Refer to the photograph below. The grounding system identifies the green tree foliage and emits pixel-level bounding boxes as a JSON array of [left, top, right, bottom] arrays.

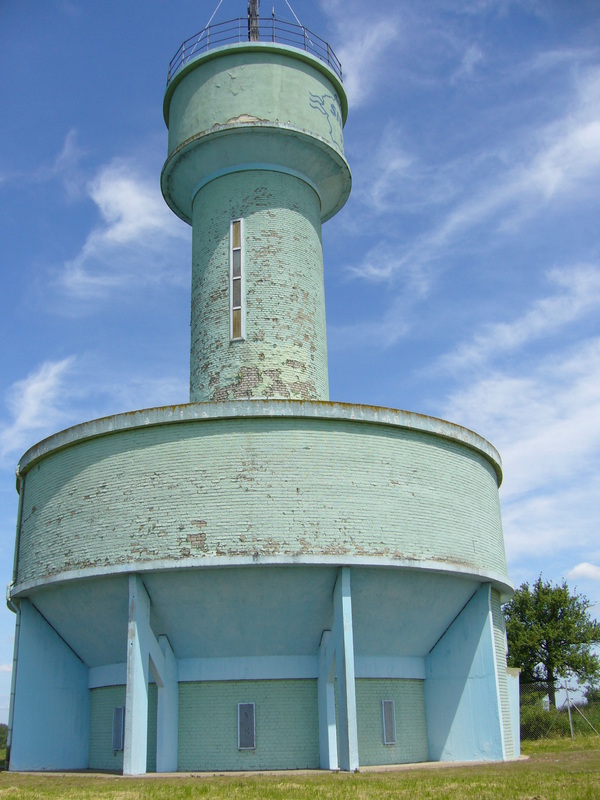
[[503, 577, 600, 709]]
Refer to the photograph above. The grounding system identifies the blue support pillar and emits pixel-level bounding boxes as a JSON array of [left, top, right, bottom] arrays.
[[318, 568, 359, 771], [425, 583, 504, 761], [124, 575, 151, 775], [9, 599, 90, 771], [333, 567, 359, 771], [318, 630, 338, 770], [156, 635, 178, 772]]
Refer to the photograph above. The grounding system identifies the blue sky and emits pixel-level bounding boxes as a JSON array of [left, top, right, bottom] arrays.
[[1, 0, 600, 723]]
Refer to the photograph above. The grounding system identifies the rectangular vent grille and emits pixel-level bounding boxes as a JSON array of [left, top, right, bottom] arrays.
[[238, 702, 255, 750], [382, 700, 396, 745]]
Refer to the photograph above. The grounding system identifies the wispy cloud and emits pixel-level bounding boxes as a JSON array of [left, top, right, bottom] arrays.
[[320, 0, 401, 107], [0, 358, 76, 461], [345, 239, 433, 293], [328, 293, 412, 350], [451, 43, 484, 83], [0, 357, 188, 465], [501, 479, 600, 563], [57, 157, 189, 303], [346, 63, 600, 283], [439, 336, 600, 575], [0, 128, 86, 197], [441, 337, 600, 500], [438, 265, 600, 373], [352, 125, 462, 218], [46, 129, 87, 201]]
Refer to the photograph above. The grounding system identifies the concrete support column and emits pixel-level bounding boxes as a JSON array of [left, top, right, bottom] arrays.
[[8, 599, 90, 771], [156, 635, 178, 772], [317, 568, 359, 771], [425, 583, 504, 762], [317, 630, 338, 770], [124, 575, 151, 776], [334, 567, 359, 772]]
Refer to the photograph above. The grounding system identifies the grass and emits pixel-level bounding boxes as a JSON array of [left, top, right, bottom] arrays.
[[0, 738, 597, 799]]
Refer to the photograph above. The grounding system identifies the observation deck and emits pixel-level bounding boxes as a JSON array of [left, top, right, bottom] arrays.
[[166, 16, 343, 86]]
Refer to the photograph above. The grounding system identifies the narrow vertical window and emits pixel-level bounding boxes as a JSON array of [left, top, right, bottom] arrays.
[[382, 700, 396, 745], [230, 218, 244, 340], [238, 702, 255, 749], [112, 706, 125, 751]]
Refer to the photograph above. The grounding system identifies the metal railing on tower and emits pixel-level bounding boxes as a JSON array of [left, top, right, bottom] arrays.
[[167, 16, 343, 85]]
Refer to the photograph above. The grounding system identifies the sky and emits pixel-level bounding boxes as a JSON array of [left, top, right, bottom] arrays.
[[1, 0, 600, 724]]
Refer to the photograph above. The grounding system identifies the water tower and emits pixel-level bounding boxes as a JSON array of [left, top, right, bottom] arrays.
[[7, 6, 518, 774]]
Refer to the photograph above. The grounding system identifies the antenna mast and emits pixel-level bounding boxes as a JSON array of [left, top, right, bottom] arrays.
[[248, 0, 260, 41]]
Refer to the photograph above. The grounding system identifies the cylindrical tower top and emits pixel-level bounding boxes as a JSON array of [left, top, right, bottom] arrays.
[[162, 21, 351, 224], [162, 19, 351, 403]]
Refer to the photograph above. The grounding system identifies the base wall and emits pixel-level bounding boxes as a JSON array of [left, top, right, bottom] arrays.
[[356, 679, 428, 766], [89, 685, 158, 772], [178, 679, 319, 771]]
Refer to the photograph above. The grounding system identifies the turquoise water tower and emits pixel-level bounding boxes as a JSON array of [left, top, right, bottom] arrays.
[[7, 8, 519, 777], [162, 18, 351, 401]]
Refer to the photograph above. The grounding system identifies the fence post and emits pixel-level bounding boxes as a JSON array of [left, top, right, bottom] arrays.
[[565, 684, 575, 739]]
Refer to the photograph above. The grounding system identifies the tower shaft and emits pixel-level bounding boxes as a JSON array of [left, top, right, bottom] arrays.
[[162, 42, 351, 402], [191, 169, 328, 401]]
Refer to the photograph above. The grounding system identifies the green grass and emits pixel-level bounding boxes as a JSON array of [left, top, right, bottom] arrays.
[[0, 738, 598, 800]]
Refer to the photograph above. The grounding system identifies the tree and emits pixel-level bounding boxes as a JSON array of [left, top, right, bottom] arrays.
[[503, 576, 600, 709]]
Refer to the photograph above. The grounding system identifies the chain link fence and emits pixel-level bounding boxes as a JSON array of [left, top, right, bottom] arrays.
[[520, 682, 600, 740]]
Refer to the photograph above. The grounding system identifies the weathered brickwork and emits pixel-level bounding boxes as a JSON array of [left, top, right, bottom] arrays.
[[178, 679, 319, 771], [16, 413, 507, 588], [190, 171, 328, 402], [491, 589, 515, 758], [89, 686, 125, 772], [165, 50, 346, 168], [89, 685, 158, 772], [356, 679, 428, 766]]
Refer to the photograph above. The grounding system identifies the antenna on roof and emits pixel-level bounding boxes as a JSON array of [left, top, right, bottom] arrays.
[[248, 0, 260, 41]]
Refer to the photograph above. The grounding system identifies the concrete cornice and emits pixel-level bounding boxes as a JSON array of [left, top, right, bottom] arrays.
[[17, 400, 502, 484], [9, 553, 513, 603]]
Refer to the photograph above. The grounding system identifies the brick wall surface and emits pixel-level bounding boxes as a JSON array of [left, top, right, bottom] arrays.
[[166, 50, 346, 165], [356, 679, 428, 766], [178, 679, 319, 771], [190, 170, 329, 402], [491, 589, 514, 758], [89, 685, 157, 772], [16, 415, 506, 586]]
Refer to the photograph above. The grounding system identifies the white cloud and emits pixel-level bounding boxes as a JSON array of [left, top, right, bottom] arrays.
[[50, 129, 87, 201], [437, 328, 600, 575], [568, 563, 600, 581], [451, 44, 484, 83], [351, 125, 462, 220], [0, 358, 189, 466], [348, 64, 600, 283], [0, 665, 11, 674], [442, 338, 600, 499], [502, 479, 600, 562], [438, 265, 600, 372], [345, 239, 432, 293], [0, 358, 76, 461], [328, 293, 411, 350], [320, 1, 401, 107], [105, 375, 188, 412], [57, 158, 189, 303]]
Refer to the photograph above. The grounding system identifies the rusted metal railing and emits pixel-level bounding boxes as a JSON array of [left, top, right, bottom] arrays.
[[167, 17, 342, 85]]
